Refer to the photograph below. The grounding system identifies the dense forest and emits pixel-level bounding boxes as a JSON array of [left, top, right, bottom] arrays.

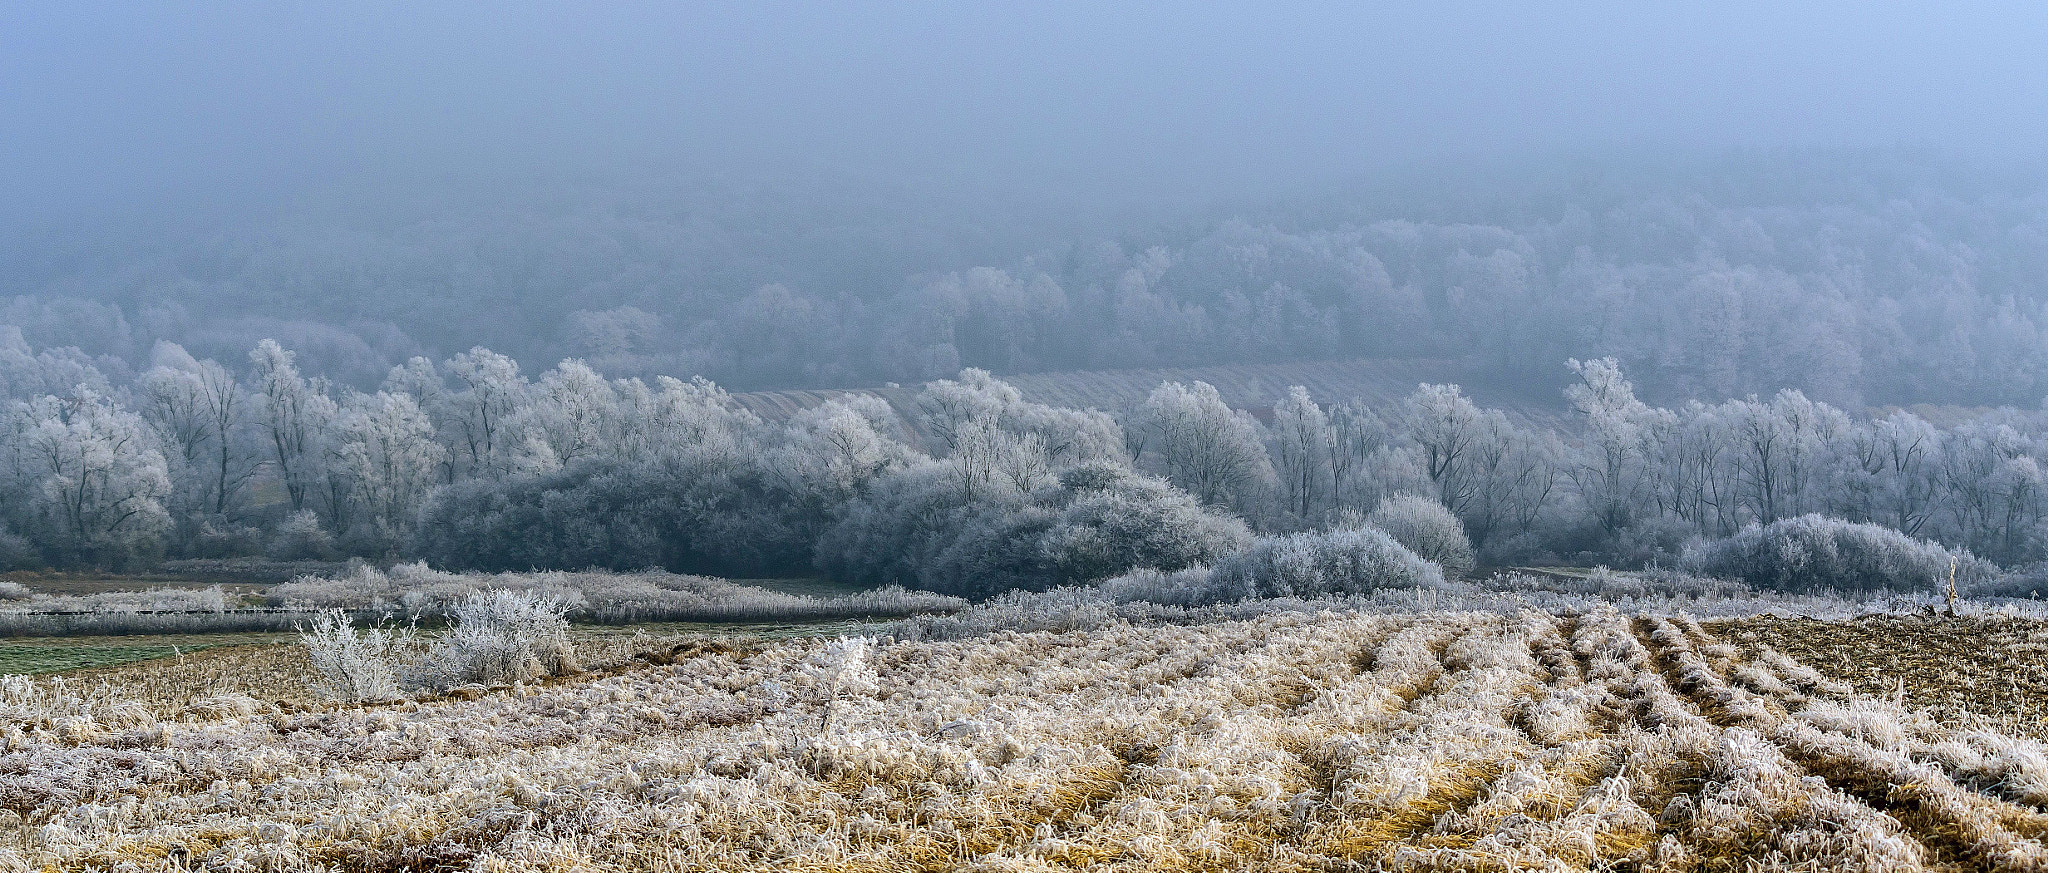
[[4, 154, 2048, 583]]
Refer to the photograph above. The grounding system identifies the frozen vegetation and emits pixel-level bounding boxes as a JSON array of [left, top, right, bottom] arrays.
[[265, 562, 964, 624], [0, 604, 2044, 870], [0, 337, 2042, 608], [0, 159, 2046, 605]]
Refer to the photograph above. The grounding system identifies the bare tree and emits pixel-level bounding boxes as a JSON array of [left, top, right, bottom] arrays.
[[1135, 381, 1273, 508], [1268, 386, 1333, 520]]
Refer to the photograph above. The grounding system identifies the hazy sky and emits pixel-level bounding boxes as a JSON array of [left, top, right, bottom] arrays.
[[4, 2, 2046, 221]]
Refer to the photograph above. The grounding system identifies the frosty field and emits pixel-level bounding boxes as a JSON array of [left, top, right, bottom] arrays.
[[3, 608, 2046, 872]]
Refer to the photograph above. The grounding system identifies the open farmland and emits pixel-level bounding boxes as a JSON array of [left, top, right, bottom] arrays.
[[9, 608, 2048, 871]]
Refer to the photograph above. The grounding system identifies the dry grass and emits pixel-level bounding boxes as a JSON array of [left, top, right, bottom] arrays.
[[1, 608, 2045, 870]]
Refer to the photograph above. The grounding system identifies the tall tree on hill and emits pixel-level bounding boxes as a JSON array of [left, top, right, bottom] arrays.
[[250, 340, 335, 514]]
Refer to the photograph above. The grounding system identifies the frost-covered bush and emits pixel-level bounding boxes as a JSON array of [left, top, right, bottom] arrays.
[[298, 610, 404, 703], [891, 587, 1125, 641], [1680, 514, 1992, 593], [267, 509, 338, 561], [0, 581, 31, 601], [403, 590, 579, 691], [1038, 464, 1253, 585], [414, 455, 811, 578], [826, 459, 1250, 598], [1209, 528, 1445, 599], [6, 584, 231, 613], [1365, 494, 1476, 579], [1095, 566, 1243, 606], [270, 563, 960, 622], [270, 561, 398, 609]]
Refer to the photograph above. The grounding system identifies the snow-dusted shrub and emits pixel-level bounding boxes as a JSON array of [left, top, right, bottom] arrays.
[[1680, 514, 1992, 593], [1038, 463, 1253, 584], [0, 581, 31, 601], [1365, 494, 1475, 579], [1976, 561, 2048, 597], [268, 561, 398, 609], [267, 509, 337, 561], [1210, 528, 1445, 599], [10, 585, 231, 613], [827, 459, 1249, 598], [297, 610, 404, 703], [403, 590, 578, 691], [1095, 566, 1246, 606], [891, 587, 1124, 641], [413, 455, 811, 578]]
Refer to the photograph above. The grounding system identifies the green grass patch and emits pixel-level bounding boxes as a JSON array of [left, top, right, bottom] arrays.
[[0, 643, 219, 675]]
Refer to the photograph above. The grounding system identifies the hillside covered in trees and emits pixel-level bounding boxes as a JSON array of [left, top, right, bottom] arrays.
[[5, 154, 2048, 585], [7, 153, 2048, 408]]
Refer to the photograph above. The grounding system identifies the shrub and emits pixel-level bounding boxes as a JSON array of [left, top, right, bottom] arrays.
[[1209, 528, 1445, 599], [268, 510, 338, 562], [298, 610, 404, 703], [403, 590, 579, 691], [1679, 514, 1992, 593], [1038, 465, 1253, 585], [270, 564, 962, 623], [413, 456, 810, 578], [1095, 566, 1247, 606], [1365, 494, 1476, 579], [825, 459, 1251, 598]]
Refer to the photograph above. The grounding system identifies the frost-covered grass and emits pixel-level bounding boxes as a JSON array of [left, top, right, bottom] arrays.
[[268, 562, 965, 624], [3, 605, 2046, 870]]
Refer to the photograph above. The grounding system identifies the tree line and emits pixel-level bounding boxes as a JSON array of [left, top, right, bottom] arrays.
[[3, 331, 2046, 587]]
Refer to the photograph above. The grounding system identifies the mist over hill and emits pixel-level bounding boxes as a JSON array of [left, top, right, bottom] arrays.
[[6, 7, 2048, 579], [5, 152, 2048, 410]]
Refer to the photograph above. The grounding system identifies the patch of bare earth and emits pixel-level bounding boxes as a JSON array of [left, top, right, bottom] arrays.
[[1713, 613, 2048, 740]]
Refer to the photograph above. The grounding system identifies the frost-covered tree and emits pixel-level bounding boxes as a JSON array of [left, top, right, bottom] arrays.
[[1133, 380, 1273, 508], [332, 390, 445, 547], [773, 396, 919, 537], [1563, 358, 1657, 534], [1268, 386, 1333, 521], [1461, 412, 1560, 547], [510, 359, 619, 472], [14, 391, 170, 562], [443, 347, 527, 479], [194, 358, 252, 515], [251, 339, 335, 513], [136, 346, 253, 518], [1841, 411, 1941, 536], [134, 354, 209, 512], [1400, 383, 1485, 516]]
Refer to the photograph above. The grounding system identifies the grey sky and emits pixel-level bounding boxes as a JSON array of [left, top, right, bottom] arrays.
[[3, 2, 2046, 219]]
